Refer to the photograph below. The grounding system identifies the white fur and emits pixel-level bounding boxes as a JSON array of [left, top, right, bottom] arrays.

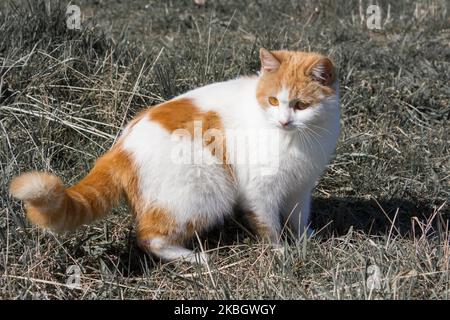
[[10, 173, 63, 207], [12, 176, 50, 200], [144, 237, 208, 264], [122, 115, 237, 235], [121, 75, 340, 259], [184, 77, 340, 237]]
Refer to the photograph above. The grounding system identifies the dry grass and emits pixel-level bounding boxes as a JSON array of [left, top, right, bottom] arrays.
[[0, 0, 449, 299]]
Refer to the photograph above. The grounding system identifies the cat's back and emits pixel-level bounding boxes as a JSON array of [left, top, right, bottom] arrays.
[[181, 76, 259, 114], [181, 75, 258, 101], [179, 76, 262, 131]]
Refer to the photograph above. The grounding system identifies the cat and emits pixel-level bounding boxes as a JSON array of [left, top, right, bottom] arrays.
[[9, 48, 340, 264]]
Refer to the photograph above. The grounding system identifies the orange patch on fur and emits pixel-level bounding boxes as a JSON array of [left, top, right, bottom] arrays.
[[149, 98, 233, 178], [9, 145, 141, 232], [183, 217, 210, 242], [136, 206, 177, 244], [256, 51, 336, 109], [108, 146, 142, 215], [245, 211, 277, 242]]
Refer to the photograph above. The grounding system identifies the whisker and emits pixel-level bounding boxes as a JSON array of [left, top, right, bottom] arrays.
[[309, 123, 333, 136], [301, 127, 327, 164]]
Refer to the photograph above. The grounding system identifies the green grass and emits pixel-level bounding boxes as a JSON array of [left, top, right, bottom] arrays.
[[0, 0, 449, 299]]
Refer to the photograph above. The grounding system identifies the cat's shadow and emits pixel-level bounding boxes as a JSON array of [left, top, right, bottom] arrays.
[[111, 196, 446, 276]]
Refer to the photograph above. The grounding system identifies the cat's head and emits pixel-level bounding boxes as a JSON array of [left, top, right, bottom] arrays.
[[256, 48, 338, 131]]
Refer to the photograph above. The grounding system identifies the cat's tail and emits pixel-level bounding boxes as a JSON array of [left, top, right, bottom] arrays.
[[9, 150, 126, 232]]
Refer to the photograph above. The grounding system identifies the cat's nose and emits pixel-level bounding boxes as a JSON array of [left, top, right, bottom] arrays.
[[279, 120, 292, 127]]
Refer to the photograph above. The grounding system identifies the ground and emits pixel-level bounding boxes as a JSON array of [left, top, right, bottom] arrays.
[[0, 0, 449, 299]]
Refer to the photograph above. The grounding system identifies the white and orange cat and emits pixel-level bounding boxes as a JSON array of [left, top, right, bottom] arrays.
[[10, 49, 340, 264]]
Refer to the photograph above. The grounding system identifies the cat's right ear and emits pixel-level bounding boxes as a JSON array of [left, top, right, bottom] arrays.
[[260, 48, 281, 73]]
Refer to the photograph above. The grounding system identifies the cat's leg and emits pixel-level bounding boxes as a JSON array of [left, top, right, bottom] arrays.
[[139, 237, 208, 265], [245, 209, 281, 244], [297, 193, 313, 237], [136, 207, 208, 265], [243, 205, 287, 257], [242, 194, 282, 245], [283, 191, 313, 238]]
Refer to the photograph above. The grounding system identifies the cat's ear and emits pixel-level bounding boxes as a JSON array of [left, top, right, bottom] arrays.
[[309, 57, 335, 86], [259, 48, 281, 73]]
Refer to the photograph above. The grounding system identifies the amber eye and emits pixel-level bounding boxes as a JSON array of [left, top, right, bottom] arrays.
[[293, 100, 309, 110], [268, 96, 279, 106]]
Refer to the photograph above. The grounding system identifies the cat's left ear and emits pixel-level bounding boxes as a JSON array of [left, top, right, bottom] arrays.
[[259, 48, 281, 73], [309, 58, 335, 86]]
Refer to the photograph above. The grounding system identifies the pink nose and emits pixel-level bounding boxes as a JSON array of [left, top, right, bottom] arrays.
[[279, 120, 291, 127]]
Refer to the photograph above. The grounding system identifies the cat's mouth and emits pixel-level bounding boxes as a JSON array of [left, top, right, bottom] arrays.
[[276, 122, 296, 131]]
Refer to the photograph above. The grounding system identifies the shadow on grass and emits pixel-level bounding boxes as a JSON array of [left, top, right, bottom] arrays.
[[312, 196, 447, 236], [110, 196, 447, 277]]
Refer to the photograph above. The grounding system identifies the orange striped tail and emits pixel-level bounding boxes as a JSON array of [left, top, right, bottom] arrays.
[[9, 151, 123, 232]]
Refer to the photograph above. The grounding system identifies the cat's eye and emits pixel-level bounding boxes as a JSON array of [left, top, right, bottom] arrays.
[[293, 100, 309, 110], [268, 96, 279, 106]]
